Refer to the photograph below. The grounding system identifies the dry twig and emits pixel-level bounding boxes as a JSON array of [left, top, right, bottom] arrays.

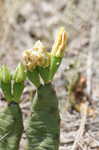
[[71, 102, 88, 150]]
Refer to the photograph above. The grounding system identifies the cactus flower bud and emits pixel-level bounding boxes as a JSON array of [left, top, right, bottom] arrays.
[[12, 63, 26, 102], [0, 65, 11, 83], [22, 41, 50, 86], [49, 27, 68, 81], [33, 41, 50, 83], [13, 63, 26, 83], [51, 27, 67, 57], [23, 41, 50, 70], [0, 65, 12, 101]]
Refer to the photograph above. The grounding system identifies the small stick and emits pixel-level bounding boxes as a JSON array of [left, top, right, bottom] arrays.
[[71, 102, 88, 150]]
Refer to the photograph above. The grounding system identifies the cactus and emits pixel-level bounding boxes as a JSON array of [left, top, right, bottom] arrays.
[[0, 102, 23, 150], [26, 84, 60, 150], [0, 63, 26, 102], [0, 27, 67, 150], [0, 63, 26, 150], [23, 27, 68, 150]]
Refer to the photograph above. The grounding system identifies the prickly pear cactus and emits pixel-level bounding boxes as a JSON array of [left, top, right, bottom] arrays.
[[27, 84, 60, 150], [0, 63, 26, 150], [23, 27, 68, 150], [0, 102, 23, 150]]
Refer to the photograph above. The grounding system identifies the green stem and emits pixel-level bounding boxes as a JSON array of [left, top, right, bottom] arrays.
[[0, 102, 23, 150], [27, 69, 41, 87], [38, 66, 49, 83], [49, 56, 61, 81], [27, 83, 60, 150]]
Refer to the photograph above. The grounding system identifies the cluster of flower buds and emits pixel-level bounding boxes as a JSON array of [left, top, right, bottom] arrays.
[[23, 41, 50, 70], [0, 63, 26, 102], [0, 27, 67, 97], [23, 41, 51, 86], [22, 27, 68, 86]]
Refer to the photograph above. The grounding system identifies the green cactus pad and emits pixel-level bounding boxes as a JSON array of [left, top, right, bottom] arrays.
[[27, 83, 60, 150], [0, 102, 23, 150]]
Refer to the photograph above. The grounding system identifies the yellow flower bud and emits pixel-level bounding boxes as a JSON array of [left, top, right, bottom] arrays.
[[51, 27, 68, 57]]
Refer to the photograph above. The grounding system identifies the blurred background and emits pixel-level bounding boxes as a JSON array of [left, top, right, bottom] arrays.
[[0, 0, 99, 149]]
